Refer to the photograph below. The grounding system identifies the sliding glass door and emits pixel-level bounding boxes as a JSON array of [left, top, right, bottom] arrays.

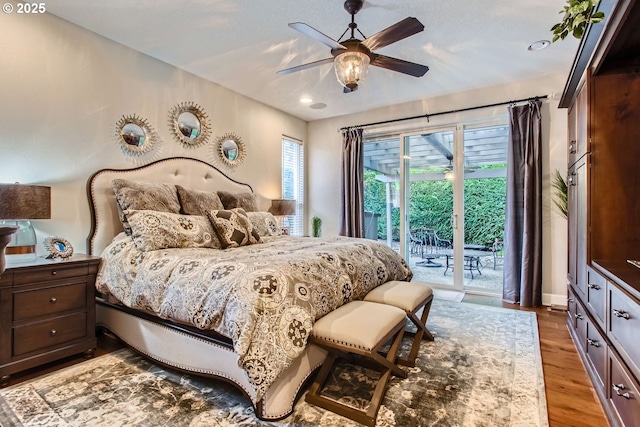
[[402, 129, 459, 289], [363, 121, 507, 293]]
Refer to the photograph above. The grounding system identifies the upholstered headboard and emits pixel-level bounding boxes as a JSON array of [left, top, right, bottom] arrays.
[[87, 157, 256, 255]]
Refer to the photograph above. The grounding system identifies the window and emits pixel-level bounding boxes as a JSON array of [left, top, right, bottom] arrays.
[[281, 137, 304, 236]]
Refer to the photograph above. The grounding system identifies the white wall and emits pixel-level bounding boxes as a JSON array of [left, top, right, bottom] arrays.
[[307, 74, 569, 305], [0, 4, 306, 255]]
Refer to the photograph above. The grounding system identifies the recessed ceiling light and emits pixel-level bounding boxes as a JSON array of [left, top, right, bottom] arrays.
[[528, 40, 550, 51], [309, 103, 327, 109], [300, 97, 313, 104]]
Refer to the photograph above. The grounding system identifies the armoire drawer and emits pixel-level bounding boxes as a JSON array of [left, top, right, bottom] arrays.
[[568, 286, 578, 328], [575, 298, 588, 353], [609, 350, 640, 427], [585, 319, 607, 390], [609, 285, 640, 381], [586, 266, 606, 328]]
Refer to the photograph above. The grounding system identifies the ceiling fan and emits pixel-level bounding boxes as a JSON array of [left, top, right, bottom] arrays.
[[277, 0, 429, 93]]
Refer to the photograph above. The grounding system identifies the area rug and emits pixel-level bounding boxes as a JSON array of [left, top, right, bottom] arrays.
[[0, 300, 547, 427]]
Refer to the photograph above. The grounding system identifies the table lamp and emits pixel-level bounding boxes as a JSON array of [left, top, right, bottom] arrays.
[[268, 199, 296, 231], [0, 184, 51, 262]]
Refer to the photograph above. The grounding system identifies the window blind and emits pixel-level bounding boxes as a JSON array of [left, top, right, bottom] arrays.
[[281, 137, 304, 236]]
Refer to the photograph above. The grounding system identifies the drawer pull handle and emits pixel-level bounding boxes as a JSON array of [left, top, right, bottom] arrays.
[[50, 329, 57, 337], [613, 309, 630, 319], [612, 384, 630, 399], [588, 284, 600, 290], [576, 313, 584, 320], [587, 338, 600, 347], [50, 297, 57, 304]]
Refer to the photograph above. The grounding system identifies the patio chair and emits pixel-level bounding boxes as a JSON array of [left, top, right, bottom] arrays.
[[491, 238, 504, 270], [409, 229, 426, 257], [424, 228, 452, 252]]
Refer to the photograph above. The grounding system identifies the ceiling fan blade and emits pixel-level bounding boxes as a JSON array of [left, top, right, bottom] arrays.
[[288, 22, 346, 51], [370, 54, 429, 77], [276, 57, 335, 75], [362, 17, 424, 51]]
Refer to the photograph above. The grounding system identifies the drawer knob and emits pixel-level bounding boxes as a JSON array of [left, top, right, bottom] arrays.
[[613, 309, 631, 319], [51, 270, 57, 275], [588, 284, 600, 290], [612, 384, 630, 399], [50, 297, 57, 304], [587, 338, 600, 347], [50, 329, 57, 337]]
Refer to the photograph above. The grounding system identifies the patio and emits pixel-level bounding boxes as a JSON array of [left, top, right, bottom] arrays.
[[384, 240, 503, 293]]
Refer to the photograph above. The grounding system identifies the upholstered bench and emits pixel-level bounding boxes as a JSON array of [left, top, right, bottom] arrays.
[[364, 280, 435, 367], [305, 300, 408, 427]]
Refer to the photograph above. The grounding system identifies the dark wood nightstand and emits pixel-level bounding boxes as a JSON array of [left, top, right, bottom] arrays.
[[0, 254, 101, 386]]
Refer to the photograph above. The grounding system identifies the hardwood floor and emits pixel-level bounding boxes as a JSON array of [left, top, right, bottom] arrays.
[[3, 296, 608, 427]]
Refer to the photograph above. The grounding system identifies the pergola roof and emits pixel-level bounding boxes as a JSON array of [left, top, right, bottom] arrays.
[[363, 125, 509, 177]]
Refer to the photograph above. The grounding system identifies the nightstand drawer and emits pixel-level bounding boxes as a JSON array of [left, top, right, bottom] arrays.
[[13, 282, 87, 321], [12, 264, 89, 286], [13, 312, 87, 356]]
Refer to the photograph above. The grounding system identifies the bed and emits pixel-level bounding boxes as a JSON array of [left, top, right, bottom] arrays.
[[87, 157, 412, 420]]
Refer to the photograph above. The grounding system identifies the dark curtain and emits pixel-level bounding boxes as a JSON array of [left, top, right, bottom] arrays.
[[339, 128, 364, 237], [503, 100, 543, 306]]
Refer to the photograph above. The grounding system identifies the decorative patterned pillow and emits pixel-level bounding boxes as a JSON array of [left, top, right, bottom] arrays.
[[216, 190, 258, 212], [125, 209, 221, 251], [206, 208, 261, 249], [111, 179, 180, 234], [247, 211, 282, 237], [176, 185, 224, 216]]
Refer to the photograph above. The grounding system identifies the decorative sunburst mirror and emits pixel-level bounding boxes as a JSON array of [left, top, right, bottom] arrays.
[[114, 114, 158, 157], [168, 101, 211, 148], [213, 132, 246, 168], [43, 236, 74, 259]]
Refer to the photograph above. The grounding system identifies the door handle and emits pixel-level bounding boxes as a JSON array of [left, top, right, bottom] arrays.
[[452, 214, 458, 229]]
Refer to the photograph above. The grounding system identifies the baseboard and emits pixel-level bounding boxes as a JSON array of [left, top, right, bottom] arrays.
[[542, 292, 567, 309]]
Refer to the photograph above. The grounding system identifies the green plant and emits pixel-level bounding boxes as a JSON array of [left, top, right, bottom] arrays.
[[311, 216, 322, 237], [551, 169, 568, 218], [551, 0, 604, 42]]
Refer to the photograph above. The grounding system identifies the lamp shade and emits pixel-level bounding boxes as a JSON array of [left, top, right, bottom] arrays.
[[268, 199, 296, 216], [334, 51, 370, 90], [0, 184, 51, 220], [0, 184, 51, 262]]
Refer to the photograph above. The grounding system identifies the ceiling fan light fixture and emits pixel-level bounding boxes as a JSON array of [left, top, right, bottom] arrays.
[[334, 51, 370, 90]]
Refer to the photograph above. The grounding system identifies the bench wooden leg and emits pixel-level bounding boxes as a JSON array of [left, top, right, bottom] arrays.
[[305, 324, 407, 427], [397, 296, 434, 367]]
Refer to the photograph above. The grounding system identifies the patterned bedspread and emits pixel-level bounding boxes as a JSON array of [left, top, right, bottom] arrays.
[[96, 234, 412, 400]]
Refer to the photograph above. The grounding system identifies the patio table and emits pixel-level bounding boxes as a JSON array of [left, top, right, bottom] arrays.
[[435, 249, 491, 279]]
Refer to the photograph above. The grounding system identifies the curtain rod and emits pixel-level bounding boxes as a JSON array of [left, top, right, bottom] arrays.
[[339, 95, 548, 132]]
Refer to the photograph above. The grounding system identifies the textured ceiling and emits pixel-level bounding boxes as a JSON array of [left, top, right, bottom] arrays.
[[45, 0, 580, 121]]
